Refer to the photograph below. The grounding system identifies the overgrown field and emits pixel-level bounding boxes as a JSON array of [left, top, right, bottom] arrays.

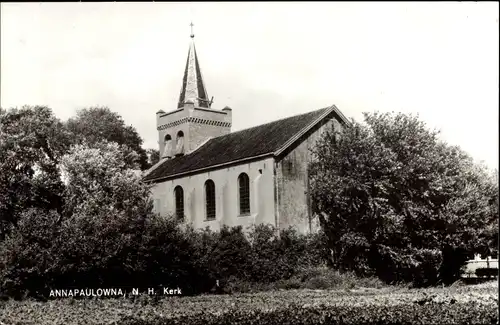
[[1, 281, 497, 325]]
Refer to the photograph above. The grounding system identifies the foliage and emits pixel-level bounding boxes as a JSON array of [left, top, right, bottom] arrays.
[[0, 106, 70, 240], [0, 121, 331, 299], [0, 213, 331, 299], [1, 282, 497, 325], [206, 225, 252, 281], [60, 142, 150, 217], [0, 208, 215, 298], [310, 112, 499, 286], [65, 106, 149, 170], [146, 149, 161, 170], [222, 267, 385, 294], [0, 208, 61, 299], [0, 105, 157, 241], [193, 224, 330, 290], [120, 304, 497, 325], [246, 224, 328, 283], [0, 140, 168, 298]]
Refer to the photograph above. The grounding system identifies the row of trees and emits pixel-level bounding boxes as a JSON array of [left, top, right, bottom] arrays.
[[310, 112, 498, 285], [0, 105, 160, 241]]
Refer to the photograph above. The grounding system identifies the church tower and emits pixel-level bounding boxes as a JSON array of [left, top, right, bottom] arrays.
[[156, 23, 232, 159]]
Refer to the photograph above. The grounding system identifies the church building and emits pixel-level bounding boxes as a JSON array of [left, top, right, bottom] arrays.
[[143, 28, 350, 234]]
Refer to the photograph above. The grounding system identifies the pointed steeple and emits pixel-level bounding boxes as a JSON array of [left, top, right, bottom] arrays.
[[178, 22, 211, 109]]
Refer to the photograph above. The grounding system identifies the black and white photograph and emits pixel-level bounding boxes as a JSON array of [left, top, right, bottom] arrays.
[[0, 2, 498, 324]]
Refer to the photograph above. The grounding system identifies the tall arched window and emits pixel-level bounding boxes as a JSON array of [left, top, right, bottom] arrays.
[[176, 131, 185, 155], [174, 186, 184, 220], [163, 134, 172, 158], [238, 173, 250, 215], [205, 180, 216, 220]]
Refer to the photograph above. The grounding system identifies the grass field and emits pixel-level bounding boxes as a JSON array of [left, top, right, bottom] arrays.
[[1, 281, 498, 325]]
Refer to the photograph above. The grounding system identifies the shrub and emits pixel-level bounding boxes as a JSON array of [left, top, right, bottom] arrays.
[[247, 224, 297, 282], [0, 208, 215, 298], [205, 225, 252, 281], [475, 268, 498, 278], [0, 208, 61, 299], [0, 208, 362, 299], [245, 225, 330, 283]]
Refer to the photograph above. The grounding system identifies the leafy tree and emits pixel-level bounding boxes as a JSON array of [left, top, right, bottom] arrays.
[[146, 148, 161, 169], [0, 106, 70, 240], [0, 208, 62, 298], [0, 140, 158, 297], [65, 107, 149, 170], [0, 105, 153, 240], [310, 112, 499, 285], [60, 141, 151, 217]]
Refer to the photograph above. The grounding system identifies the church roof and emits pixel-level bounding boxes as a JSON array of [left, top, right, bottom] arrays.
[[143, 105, 349, 182], [177, 37, 211, 109]]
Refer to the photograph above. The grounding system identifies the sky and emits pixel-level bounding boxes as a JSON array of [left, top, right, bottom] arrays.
[[1, 2, 499, 169]]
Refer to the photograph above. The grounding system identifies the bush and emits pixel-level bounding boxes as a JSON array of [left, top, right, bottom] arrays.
[[247, 225, 300, 282], [205, 225, 252, 281], [0, 211, 337, 299], [245, 224, 330, 283], [475, 268, 498, 278], [190, 224, 332, 291], [0, 208, 215, 298], [0, 208, 61, 299], [370, 246, 443, 287]]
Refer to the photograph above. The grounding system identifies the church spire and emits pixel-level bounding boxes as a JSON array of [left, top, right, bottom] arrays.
[[178, 22, 211, 109]]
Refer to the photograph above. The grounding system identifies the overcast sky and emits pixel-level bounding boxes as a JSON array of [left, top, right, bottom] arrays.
[[1, 2, 498, 168]]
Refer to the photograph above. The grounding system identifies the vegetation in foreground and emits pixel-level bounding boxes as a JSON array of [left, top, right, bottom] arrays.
[[1, 281, 497, 325], [1, 106, 498, 301]]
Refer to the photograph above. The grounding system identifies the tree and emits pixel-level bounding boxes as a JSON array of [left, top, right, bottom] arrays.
[[145, 148, 160, 170], [310, 112, 499, 285], [65, 107, 149, 170], [60, 141, 152, 218], [0, 105, 153, 240], [0, 106, 70, 240], [0, 140, 159, 297]]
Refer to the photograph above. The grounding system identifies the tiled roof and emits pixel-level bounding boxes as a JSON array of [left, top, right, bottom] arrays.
[[143, 105, 345, 182]]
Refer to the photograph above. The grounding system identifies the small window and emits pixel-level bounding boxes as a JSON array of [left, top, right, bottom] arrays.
[[238, 173, 250, 215], [174, 186, 184, 220], [205, 180, 216, 220]]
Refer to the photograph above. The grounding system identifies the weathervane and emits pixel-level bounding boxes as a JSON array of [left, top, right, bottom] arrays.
[[190, 22, 194, 38]]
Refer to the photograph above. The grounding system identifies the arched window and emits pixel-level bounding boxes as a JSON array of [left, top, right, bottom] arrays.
[[205, 180, 216, 220], [174, 186, 184, 220], [238, 173, 250, 215], [176, 131, 185, 155], [163, 134, 172, 158]]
